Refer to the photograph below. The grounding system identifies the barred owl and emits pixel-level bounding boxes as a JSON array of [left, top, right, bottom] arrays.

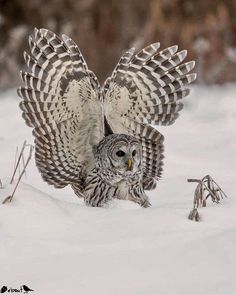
[[18, 28, 196, 207]]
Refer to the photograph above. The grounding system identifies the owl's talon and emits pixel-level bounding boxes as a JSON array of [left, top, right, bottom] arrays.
[[141, 200, 152, 208]]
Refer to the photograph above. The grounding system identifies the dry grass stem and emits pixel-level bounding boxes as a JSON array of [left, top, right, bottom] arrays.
[[2, 142, 34, 204], [187, 175, 228, 221], [10, 140, 27, 184]]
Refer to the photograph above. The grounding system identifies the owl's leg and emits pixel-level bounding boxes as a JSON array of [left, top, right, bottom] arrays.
[[84, 186, 113, 207], [83, 172, 115, 207], [128, 183, 151, 208]]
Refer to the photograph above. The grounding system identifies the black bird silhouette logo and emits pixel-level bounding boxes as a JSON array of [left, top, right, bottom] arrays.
[[0, 286, 7, 293], [21, 285, 34, 293]]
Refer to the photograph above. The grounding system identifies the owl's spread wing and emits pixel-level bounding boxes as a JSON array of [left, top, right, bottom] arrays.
[[103, 43, 196, 179], [18, 28, 103, 188]]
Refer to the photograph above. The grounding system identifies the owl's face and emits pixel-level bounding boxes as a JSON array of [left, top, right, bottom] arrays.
[[95, 134, 142, 179], [109, 138, 142, 174]]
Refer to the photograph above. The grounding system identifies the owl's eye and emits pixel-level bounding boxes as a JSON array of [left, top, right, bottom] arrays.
[[132, 150, 136, 157], [116, 150, 125, 157]]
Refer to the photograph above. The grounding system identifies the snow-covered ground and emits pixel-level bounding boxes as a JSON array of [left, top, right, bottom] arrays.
[[0, 85, 236, 295]]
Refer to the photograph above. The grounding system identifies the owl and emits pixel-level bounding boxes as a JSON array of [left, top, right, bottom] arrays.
[[18, 28, 196, 207]]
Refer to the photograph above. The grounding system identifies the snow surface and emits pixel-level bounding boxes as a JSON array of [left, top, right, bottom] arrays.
[[0, 85, 236, 295]]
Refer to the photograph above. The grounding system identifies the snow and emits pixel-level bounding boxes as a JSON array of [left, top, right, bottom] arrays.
[[0, 85, 236, 295]]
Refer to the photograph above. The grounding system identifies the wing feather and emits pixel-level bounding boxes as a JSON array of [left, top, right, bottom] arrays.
[[104, 43, 196, 179], [18, 28, 103, 188]]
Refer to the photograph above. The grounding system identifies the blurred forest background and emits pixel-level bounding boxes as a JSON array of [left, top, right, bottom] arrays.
[[1, 0, 236, 90]]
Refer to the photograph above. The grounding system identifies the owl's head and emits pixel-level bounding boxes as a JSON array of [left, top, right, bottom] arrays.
[[94, 134, 142, 179]]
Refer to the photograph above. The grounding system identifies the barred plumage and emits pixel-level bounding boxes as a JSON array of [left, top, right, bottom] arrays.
[[18, 28, 196, 207]]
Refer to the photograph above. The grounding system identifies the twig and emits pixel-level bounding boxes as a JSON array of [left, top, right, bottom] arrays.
[[0, 178, 2, 189], [22, 150, 27, 178], [2, 144, 34, 204], [187, 179, 202, 183], [187, 175, 228, 221], [10, 140, 26, 184], [211, 177, 228, 199], [13, 146, 19, 177], [188, 208, 200, 222]]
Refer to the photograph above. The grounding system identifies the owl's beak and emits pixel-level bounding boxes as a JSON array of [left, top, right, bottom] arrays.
[[127, 159, 133, 171]]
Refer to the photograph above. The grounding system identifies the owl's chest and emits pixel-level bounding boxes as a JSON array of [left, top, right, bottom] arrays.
[[116, 180, 131, 200]]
